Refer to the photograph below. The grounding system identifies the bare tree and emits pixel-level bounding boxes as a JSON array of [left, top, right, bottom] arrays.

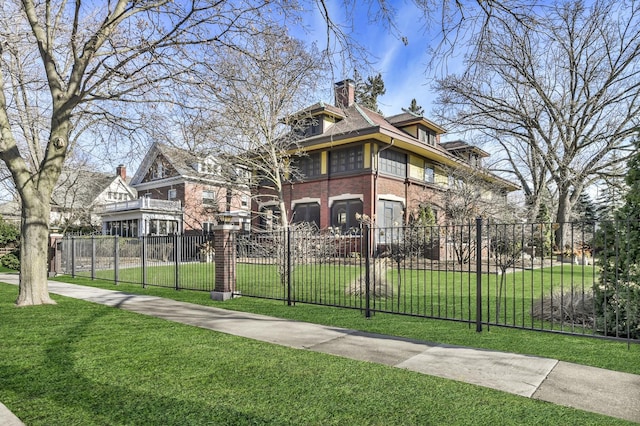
[[440, 166, 518, 264], [207, 29, 325, 228], [434, 1, 640, 247], [0, 0, 321, 306]]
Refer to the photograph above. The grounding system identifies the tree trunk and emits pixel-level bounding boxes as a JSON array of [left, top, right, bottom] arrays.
[[15, 192, 56, 306], [554, 187, 573, 252]]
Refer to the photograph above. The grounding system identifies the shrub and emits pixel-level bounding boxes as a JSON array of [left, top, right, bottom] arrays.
[[1, 252, 20, 270], [594, 139, 640, 339], [531, 289, 595, 327], [0, 217, 19, 246]]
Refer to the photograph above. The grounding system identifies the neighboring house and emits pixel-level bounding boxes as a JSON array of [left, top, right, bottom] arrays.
[[256, 79, 518, 233], [101, 142, 250, 236], [51, 165, 137, 232], [0, 200, 20, 227]]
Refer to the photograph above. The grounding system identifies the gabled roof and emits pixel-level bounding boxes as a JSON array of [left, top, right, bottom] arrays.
[[441, 140, 490, 158], [385, 111, 446, 134], [130, 142, 228, 187], [294, 103, 444, 157], [51, 170, 130, 209], [285, 101, 345, 122], [290, 100, 519, 192]]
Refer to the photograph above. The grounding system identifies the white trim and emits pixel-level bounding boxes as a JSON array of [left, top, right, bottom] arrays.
[[291, 197, 321, 208], [258, 200, 279, 210], [377, 193, 405, 206], [328, 193, 363, 207], [133, 176, 185, 191]]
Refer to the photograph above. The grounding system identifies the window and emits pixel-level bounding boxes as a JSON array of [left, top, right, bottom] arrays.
[[202, 190, 218, 209], [292, 203, 320, 228], [377, 200, 404, 244], [418, 127, 436, 146], [448, 175, 463, 189], [379, 149, 406, 178], [200, 161, 220, 175], [295, 116, 322, 137], [241, 195, 249, 208], [305, 117, 322, 136], [296, 153, 322, 179], [424, 164, 434, 183], [331, 199, 363, 233], [168, 189, 177, 200], [106, 219, 139, 237], [378, 200, 404, 228], [202, 222, 214, 234], [330, 146, 363, 174], [153, 163, 164, 179]]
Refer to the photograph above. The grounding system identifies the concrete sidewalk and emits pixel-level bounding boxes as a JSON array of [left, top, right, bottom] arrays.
[[2, 275, 639, 424]]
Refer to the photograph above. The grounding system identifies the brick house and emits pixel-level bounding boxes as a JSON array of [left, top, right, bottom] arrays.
[[255, 80, 518, 233], [101, 142, 250, 236]]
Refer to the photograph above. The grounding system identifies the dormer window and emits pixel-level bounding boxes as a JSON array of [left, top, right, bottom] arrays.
[[309, 117, 322, 136], [193, 160, 220, 175], [294, 116, 323, 137], [418, 126, 436, 146]]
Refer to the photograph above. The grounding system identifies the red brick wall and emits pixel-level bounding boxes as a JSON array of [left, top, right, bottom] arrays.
[[285, 173, 374, 228], [273, 173, 449, 229]]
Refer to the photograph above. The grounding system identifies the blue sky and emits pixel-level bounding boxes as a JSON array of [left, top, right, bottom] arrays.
[[299, 0, 453, 119]]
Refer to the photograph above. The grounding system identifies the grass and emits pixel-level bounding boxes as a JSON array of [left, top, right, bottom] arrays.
[[72, 260, 607, 336], [50, 274, 640, 376], [0, 282, 635, 425]]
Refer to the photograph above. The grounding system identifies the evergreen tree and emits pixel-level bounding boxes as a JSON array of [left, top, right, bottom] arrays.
[[573, 191, 597, 224], [594, 142, 640, 339], [354, 71, 386, 113], [533, 202, 553, 257], [595, 181, 626, 221], [403, 98, 424, 116]]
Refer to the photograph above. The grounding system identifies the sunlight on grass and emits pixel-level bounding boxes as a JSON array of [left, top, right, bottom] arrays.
[[0, 282, 633, 426]]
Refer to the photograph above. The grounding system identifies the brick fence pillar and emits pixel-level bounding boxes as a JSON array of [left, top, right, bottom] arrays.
[[211, 224, 237, 301], [48, 231, 64, 277]]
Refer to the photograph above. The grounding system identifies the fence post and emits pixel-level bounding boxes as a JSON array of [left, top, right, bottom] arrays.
[[48, 231, 63, 277], [174, 234, 181, 290], [91, 236, 96, 280], [71, 236, 76, 278], [476, 217, 483, 333], [114, 235, 119, 285], [141, 236, 147, 288], [287, 226, 292, 306], [363, 224, 371, 318], [211, 223, 237, 301]]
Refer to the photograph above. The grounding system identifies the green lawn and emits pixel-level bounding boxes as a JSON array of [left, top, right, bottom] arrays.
[[50, 274, 640, 376], [74, 260, 603, 335], [0, 282, 634, 425]]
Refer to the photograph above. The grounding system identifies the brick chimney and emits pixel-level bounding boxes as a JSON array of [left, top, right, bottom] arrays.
[[335, 79, 355, 108], [116, 164, 126, 180]]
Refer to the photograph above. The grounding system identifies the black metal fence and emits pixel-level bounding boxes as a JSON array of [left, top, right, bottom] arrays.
[[60, 234, 216, 291], [59, 219, 640, 342]]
